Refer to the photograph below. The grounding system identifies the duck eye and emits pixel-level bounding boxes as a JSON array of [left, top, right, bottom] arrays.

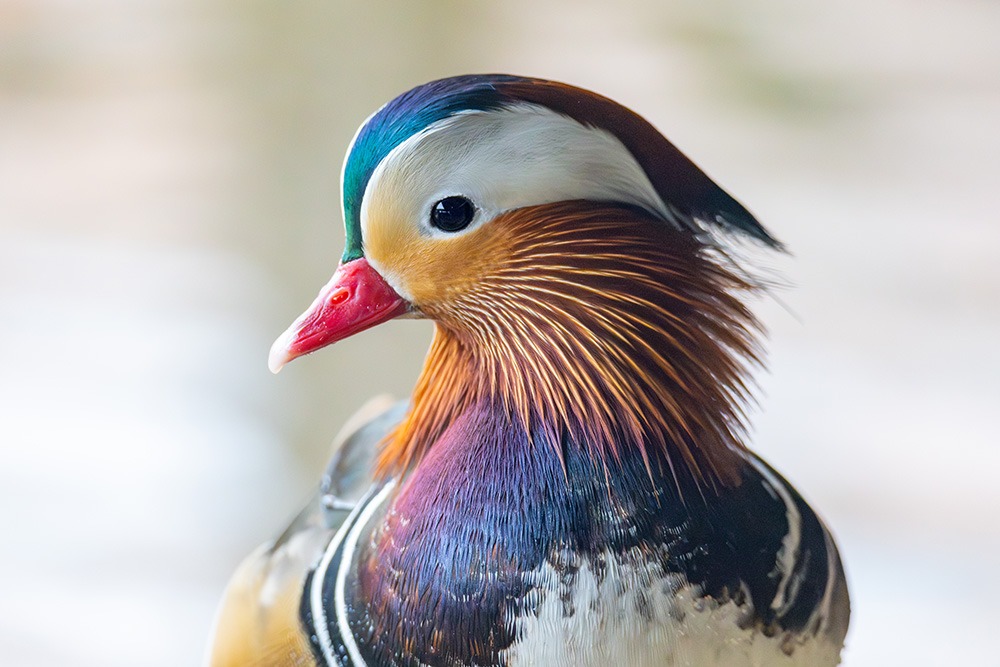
[[430, 196, 476, 232]]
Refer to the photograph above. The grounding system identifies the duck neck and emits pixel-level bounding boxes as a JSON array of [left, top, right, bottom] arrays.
[[384, 395, 700, 552]]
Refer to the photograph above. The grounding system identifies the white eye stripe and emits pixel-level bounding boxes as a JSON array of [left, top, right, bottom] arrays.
[[359, 104, 671, 243]]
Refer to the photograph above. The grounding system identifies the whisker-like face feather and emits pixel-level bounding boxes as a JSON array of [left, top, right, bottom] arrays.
[[377, 201, 764, 491]]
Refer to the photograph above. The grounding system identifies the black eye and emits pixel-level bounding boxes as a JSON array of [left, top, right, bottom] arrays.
[[430, 196, 476, 232]]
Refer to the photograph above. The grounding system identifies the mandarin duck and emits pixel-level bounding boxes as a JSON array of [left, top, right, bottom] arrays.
[[206, 74, 850, 667]]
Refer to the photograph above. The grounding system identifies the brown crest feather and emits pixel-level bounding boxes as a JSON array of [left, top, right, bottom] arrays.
[[376, 202, 765, 490]]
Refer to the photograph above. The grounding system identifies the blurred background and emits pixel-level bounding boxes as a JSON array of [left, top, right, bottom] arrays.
[[1, 0, 997, 664]]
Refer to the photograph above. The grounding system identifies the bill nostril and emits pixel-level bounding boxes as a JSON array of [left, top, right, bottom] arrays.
[[328, 289, 350, 306]]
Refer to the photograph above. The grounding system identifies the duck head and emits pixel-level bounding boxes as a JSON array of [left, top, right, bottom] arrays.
[[269, 74, 780, 489]]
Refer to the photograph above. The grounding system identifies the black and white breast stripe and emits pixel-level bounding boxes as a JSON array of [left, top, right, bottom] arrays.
[[300, 481, 396, 667], [739, 451, 847, 639]]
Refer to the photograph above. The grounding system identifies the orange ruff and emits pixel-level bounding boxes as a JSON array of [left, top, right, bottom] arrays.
[[378, 202, 764, 491]]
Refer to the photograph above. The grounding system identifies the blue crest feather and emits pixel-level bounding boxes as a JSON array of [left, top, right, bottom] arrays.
[[341, 75, 527, 261]]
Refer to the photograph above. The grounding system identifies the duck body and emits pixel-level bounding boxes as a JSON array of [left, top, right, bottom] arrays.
[[207, 75, 850, 666]]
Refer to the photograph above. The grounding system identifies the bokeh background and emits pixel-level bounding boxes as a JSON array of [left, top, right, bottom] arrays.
[[2, 1, 998, 665]]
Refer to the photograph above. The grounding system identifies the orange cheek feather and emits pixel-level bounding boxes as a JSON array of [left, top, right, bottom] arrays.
[[363, 203, 514, 316]]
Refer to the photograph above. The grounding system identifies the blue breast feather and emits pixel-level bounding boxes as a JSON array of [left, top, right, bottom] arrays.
[[303, 400, 834, 666]]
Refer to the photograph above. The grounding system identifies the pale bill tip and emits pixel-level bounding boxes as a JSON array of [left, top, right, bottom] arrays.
[[267, 329, 294, 374]]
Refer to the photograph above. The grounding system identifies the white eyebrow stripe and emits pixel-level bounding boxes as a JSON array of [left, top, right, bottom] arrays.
[[360, 103, 674, 247]]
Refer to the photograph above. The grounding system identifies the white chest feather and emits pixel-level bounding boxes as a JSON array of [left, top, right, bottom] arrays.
[[502, 554, 842, 667]]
